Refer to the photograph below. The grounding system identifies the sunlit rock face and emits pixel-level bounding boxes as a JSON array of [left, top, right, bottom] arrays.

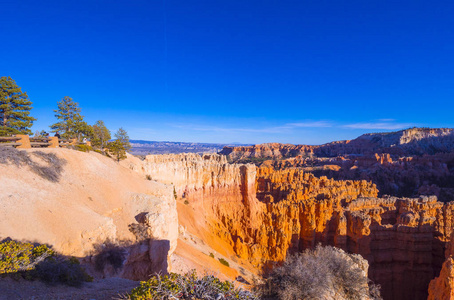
[[0, 149, 179, 281], [220, 128, 454, 204], [220, 128, 454, 160], [428, 230, 454, 300], [137, 153, 454, 300]]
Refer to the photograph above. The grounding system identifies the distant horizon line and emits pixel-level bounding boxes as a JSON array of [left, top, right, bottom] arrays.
[[130, 126, 454, 147]]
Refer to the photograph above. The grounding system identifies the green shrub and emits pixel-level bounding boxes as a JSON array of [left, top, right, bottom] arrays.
[[209, 252, 215, 258], [0, 239, 92, 286], [75, 144, 92, 152], [184, 200, 189, 205], [0, 240, 53, 274], [125, 270, 258, 300], [145, 175, 152, 180], [218, 258, 230, 267]]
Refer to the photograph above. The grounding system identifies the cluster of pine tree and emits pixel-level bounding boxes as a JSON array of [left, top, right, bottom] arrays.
[[0, 76, 131, 161]]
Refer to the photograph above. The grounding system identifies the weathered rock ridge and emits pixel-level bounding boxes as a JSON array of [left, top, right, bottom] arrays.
[[220, 127, 454, 160], [428, 230, 454, 299], [136, 152, 454, 300], [270, 152, 454, 202], [0, 148, 178, 280], [220, 128, 454, 203]]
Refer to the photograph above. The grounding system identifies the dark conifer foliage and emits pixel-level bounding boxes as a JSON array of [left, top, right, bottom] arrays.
[[50, 96, 91, 140], [91, 120, 111, 150], [0, 77, 36, 136], [107, 128, 131, 161]]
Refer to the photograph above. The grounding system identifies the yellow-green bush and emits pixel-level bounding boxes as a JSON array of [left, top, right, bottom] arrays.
[[75, 144, 93, 152], [126, 270, 258, 300], [0, 240, 53, 274], [0, 239, 92, 286], [218, 257, 230, 267]]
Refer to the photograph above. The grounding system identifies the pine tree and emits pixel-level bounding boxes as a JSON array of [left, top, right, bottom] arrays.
[[106, 139, 127, 162], [0, 77, 36, 136], [91, 120, 111, 150], [114, 127, 131, 151], [50, 96, 90, 140], [106, 128, 131, 161]]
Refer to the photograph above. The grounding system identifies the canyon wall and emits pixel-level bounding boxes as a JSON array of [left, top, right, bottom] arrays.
[[138, 153, 454, 300], [270, 152, 454, 202], [220, 127, 454, 160], [220, 128, 454, 203], [428, 230, 454, 299]]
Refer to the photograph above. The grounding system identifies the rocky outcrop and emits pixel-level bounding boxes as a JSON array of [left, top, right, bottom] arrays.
[[121, 193, 179, 280], [428, 257, 454, 300], [220, 143, 316, 160], [221, 129, 454, 203], [344, 196, 453, 300], [0, 148, 178, 280], [220, 128, 454, 160], [428, 230, 454, 300], [136, 153, 454, 299], [270, 152, 454, 202]]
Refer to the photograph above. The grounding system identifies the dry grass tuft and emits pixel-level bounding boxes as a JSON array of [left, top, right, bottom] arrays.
[[0, 147, 66, 182], [0, 146, 32, 166]]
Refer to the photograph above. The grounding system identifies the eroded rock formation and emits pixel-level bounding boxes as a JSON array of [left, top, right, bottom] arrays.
[[136, 152, 454, 300], [220, 128, 454, 203], [428, 231, 454, 300], [220, 128, 454, 160], [267, 152, 454, 202]]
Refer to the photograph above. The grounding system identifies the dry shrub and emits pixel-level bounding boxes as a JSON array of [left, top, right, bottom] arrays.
[[93, 241, 127, 273], [0, 146, 31, 166], [128, 223, 151, 241], [257, 245, 382, 300], [124, 270, 258, 300], [32, 257, 93, 287], [30, 151, 66, 182], [0, 147, 66, 182]]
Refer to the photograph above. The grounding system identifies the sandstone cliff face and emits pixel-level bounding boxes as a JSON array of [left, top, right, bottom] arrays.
[[428, 230, 454, 300], [270, 152, 454, 202], [137, 153, 454, 300], [428, 257, 454, 300], [220, 143, 316, 160], [0, 148, 178, 280], [221, 129, 454, 203]]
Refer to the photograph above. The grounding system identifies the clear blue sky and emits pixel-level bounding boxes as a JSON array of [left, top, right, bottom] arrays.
[[1, 1, 453, 144]]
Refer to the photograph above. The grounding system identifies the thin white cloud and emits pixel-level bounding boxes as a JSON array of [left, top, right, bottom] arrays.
[[172, 124, 289, 133], [343, 122, 416, 130], [377, 118, 395, 122], [287, 121, 333, 128], [171, 120, 333, 134], [171, 119, 417, 134]]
